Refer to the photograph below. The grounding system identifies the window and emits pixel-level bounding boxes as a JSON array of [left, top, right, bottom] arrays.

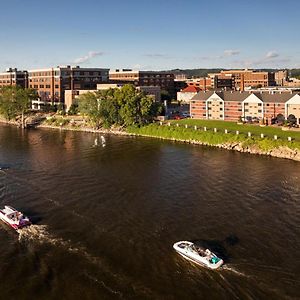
[[46, 85, 50, 88], [258, 103, 262, 106], [258, 110, 262, 113], [40, 85, 44, 88], [245, 109, 249, 112]]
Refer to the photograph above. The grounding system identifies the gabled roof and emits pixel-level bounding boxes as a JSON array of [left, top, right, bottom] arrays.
[[181, 86, 200, 93], [191, 90, 300, 103]]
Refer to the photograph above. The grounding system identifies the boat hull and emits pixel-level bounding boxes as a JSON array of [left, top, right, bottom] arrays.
[[0, 207, 31, 231], [173, 241, 223, 270]]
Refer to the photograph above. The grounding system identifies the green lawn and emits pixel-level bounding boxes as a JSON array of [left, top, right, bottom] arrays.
[[171, 119, 300, 141], [127, 122, 300, 152]]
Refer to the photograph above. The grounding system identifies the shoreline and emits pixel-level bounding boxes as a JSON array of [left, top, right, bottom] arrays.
[[1, 119, 299, 162]]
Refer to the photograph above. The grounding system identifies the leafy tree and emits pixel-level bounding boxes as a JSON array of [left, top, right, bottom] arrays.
[[287, 114, 297, 126], [77, 84, 163, 128], [68, 103, 79, 115], [78, 92, 102, 128], [57, 103, 65, 115], [0, 86, 37, 128]]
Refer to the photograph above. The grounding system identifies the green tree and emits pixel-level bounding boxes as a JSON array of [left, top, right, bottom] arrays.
[[0, 86, 37, 128], [78, 92, 102, 128], [77, 84, 163, 128], [68, 103, 79, 115]]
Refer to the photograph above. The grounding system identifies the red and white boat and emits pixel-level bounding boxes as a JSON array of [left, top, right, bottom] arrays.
[[0, 206, 31, 230]]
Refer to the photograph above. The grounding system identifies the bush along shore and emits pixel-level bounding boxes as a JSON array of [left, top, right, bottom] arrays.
[[127, 122, 300, 162]]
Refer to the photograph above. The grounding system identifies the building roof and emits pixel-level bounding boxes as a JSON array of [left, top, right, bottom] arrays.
[[191, 90, 300, 103], [181, 86, 200, 93]]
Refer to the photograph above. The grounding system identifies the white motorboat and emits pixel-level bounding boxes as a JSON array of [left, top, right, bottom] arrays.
[[173, 241, 223, 269], [0, 206, 31, 230]]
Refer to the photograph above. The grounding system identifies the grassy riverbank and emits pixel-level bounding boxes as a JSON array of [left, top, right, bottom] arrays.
[[127, 121, 300, 153], [173, 119, 300, 141]]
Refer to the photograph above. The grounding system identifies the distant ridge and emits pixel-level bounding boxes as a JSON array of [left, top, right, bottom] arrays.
[[163, 68, 300, 78]]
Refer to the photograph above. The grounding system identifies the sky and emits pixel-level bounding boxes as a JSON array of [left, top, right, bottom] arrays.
[[0, 0, 299, 71]]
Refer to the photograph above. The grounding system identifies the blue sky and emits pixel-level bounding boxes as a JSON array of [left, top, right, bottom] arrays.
[[0, 0, 299, 70]]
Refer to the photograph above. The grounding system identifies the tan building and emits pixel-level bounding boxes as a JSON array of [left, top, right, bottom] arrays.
[[65, 84, 161, 111], [0, 68, 28, 88], [177, 85, 200, 103], [285, 94, 300, 124], [29, 66, 109, 108], [275, 70, 288, 86]]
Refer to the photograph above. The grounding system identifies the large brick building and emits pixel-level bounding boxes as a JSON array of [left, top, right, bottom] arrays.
[[28, 66, 109, 105], [217, 69, 276, 90], [109, 69, 175, 95], [0, 68, 28, 88], [190, 90, 300, 124]]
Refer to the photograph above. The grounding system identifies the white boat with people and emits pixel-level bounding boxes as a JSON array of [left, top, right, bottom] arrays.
[[0, 206, 31, 230], [173, 241, 223, 269]]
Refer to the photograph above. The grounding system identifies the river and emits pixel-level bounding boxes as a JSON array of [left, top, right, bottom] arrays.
[[0, 124, 299, 299]]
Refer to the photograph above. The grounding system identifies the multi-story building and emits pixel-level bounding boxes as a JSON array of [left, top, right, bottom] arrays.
[[64, 83, 161, 111], [0, 68, 28, 88], [186, 74, 234, 91], [29, 66, 109, 107], [186, 77, 213, 90], [109, 69, 175, 95], [217, 69, 276, 90], [275, 70, 288, 86], [190, 90, 300, 124]]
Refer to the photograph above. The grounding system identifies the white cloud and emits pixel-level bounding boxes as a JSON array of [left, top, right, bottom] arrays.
[[224, 49, 240, 57], [73, 51, 104, 64], [196, 50, 240, 61], [144, 53, 166, 58], [266, 51, 279, 59]]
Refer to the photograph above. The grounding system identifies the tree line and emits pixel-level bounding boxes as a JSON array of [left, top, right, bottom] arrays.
[[0, 86, 37, 128], [0, 84, 163, 129]]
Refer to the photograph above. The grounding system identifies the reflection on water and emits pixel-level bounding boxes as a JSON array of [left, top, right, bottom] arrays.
[[0, 124, 299, 299]]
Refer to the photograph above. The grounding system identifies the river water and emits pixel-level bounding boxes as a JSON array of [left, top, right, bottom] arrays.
[[0, 124, 299, 300]]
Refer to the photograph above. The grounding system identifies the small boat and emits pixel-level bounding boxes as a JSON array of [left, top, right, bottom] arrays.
[[173, 241, 223, 269], [0, 206, 31, 230]]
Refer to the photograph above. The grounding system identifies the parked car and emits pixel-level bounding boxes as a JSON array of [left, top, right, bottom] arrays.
[[181, 112, 190, 118]]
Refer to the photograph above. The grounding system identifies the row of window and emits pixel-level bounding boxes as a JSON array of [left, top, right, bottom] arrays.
[[29, 71, 105, 77]]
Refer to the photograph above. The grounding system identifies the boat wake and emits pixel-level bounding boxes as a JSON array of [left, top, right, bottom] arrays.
[[221, 265, 248, 277], [17, 224, 157, 298], [17, 225, 73, 249]]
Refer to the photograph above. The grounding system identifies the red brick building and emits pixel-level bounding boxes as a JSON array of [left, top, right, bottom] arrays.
[[28, 66, 109, 105], [0, 68, 28, 88], [190, 90, 300, 124]]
